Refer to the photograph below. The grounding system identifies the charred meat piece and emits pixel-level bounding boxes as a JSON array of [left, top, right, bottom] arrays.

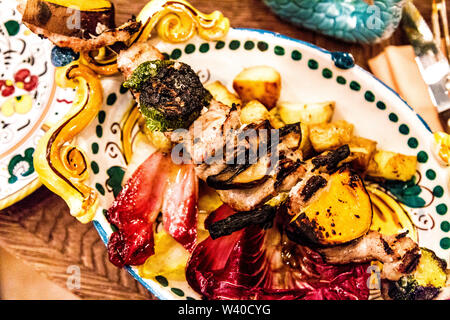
[[202, 123, 304, 211], [179, 100, 242, 168], [23, 20, 141, 53], [167, 96, 305, 211], [213, 156, 304, 211], [18, 0, 141, 52], [300, 175, 327, 202], [205, 121, 300, 190], [185, 116, 305, 211], [318, 231, 420, 281], [118, 42, 165, 80]]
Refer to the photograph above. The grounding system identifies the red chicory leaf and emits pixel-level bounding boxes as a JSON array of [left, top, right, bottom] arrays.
[[186, 204, 371, 300], [162, 163, 199, 252], [106, 151, 171, 267]]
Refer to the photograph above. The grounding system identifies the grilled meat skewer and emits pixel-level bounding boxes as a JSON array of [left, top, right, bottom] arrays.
[[117, 42, 425, 285]]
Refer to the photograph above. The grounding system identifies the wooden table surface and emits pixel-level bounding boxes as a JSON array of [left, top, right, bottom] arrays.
[[0, 0, 438, 300]]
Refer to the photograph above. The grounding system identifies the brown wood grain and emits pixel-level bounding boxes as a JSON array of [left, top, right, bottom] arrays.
[[0, 0, 443, 300], [0, 187, 153, 300]]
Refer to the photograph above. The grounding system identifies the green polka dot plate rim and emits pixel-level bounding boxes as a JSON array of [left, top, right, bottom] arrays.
[[40, 28, 449, 300]]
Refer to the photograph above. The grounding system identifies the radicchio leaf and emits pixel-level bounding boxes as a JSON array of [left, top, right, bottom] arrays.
[[162, 163, 199, 252], [187, 204, 371, 300], [106, 152, 200, 267], [106, 152, 171, 267]]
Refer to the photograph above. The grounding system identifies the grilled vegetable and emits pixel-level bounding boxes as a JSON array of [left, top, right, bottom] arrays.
[[286, 167, 373, 246], [206, 155, 271, 190], [233, 65, 281, 109], [124, 60, 212, 131], [205, 81, 242, 108], [240, 100, 270, 124], [366, 150, 417, 181], [278, 101, 335, 125], [309, 120, 354, 153], [387, 276, 440, 300], [106, 152, 172, 267], [413, 248, 447, 288], [342, 136, 378, 171], [232, 156, 273, 185], [207, 204, 276, 239], [206, 122, 301, 190], [387, 248, 447, 300]]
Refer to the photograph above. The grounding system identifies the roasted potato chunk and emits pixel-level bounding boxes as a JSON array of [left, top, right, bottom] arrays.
[[387, 248, 448, 300], [268, 106, 285, 129], [233, 66, 281, 109], [367, 150, 417, 181], [278, 101, 335, 125], [205, 81, 242, 108], [309, 120, 354, 153], [342, 136, 378, 171], [413, 248, 447, 288], [240, 100, 270, 124]]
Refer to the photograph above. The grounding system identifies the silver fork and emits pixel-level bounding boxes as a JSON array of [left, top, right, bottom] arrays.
[[432, 0, 450, 89]]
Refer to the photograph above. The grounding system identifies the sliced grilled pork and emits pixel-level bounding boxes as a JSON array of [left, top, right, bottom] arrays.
[[117, 42, 165, 80], [318, 231, 420, 281]]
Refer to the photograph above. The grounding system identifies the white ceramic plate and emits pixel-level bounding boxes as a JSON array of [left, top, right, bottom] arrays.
[[0, 0, 73, 210]]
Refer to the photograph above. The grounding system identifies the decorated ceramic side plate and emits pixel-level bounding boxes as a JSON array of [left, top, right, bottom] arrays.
[[0, 0, 74, 210], [31, 1, 449, 300]]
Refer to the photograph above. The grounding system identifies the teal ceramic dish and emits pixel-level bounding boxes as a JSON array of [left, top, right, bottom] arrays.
[[262, 0, 405, 44]]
